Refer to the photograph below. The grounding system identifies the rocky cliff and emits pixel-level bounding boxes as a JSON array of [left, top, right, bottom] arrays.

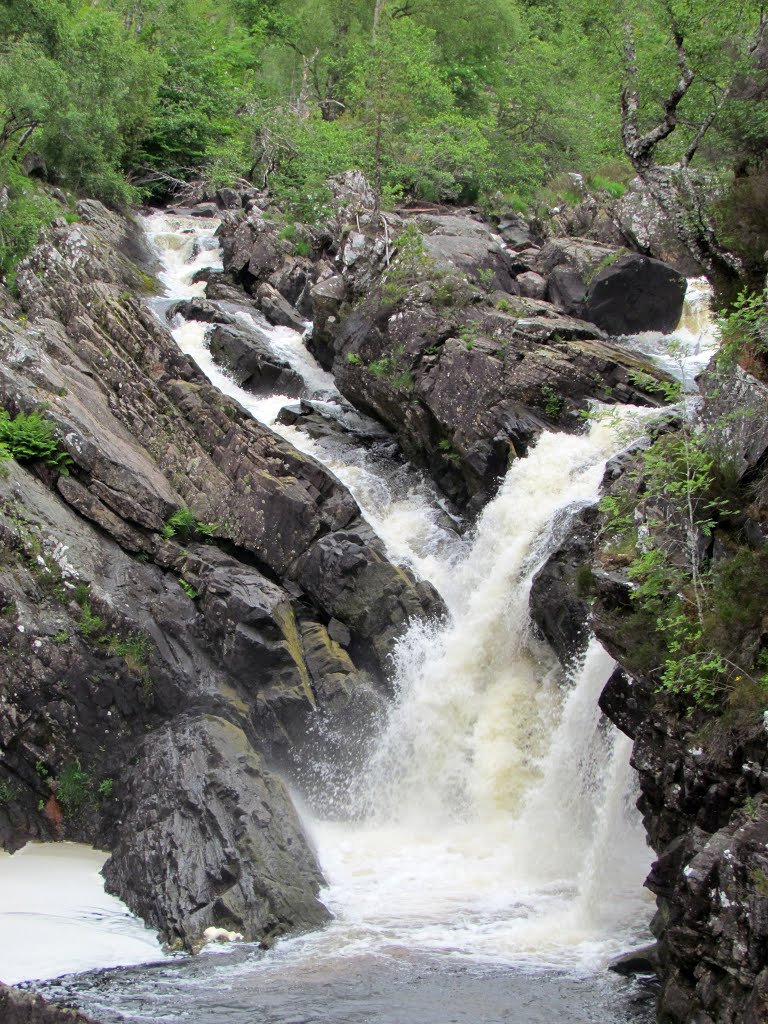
[[0, 197, 441, 952]]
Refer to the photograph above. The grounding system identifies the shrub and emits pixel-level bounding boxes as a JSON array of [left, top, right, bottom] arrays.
[[0, 167, 61, 290], [0, 409, 72, 472], [57, 760, 91, 812]]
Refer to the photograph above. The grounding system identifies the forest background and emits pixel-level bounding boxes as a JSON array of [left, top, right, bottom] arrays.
[[0, 0, 767, 291]]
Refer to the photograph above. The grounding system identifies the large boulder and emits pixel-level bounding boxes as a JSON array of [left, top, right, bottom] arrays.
[[102, 715, 330, 950], [208, 323, 303, 396], [583, 252, 687, 335], [535, 237, 687, 335]]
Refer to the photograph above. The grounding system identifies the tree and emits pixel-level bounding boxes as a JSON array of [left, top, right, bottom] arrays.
[[617, 0, 768, 281]]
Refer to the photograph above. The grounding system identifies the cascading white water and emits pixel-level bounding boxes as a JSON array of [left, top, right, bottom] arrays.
[[3, 214, 717, 1011], [139, 210, 659, 973]]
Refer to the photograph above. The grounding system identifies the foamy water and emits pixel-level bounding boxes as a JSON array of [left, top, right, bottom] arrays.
[[0, 844, 165, 984]]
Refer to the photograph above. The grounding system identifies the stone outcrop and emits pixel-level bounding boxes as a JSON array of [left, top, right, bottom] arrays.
[[218, 193, 678, 511], [0, 984, 95, 1024], [0, 199, 442, 951], [102, 715, 329, 948]]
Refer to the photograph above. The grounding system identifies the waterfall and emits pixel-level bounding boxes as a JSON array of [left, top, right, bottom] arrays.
[[142, 211, 660, 972]]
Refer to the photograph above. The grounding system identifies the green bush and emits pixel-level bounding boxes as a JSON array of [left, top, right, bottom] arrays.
[[0, 408, 72, 472], [0, 168, 61, 290], [57, 760, 90, 813], [161, 506, 217, 542]]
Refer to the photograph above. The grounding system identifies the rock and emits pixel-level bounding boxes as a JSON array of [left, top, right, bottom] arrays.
[[0, 201, 443, 952], [529, 505, 599, 665], [416, 213, 518, 292], [215, 188, 242, 210], [256, 282, 306, 331], [583, 252, 687, 335], [207, 323, 303, 396], [534, 237, 617, 278], [167, 298, 235, 325], [189, 202, 220, 218], [617, 173, 705, 276], [699, 365, 768, 484], [497, 213, 533, 249], [547, 267, 586, 313], [0, 985, 96, 1023], [534, 237, 687, 334], [515, 270, 547, 300], [609, 943, 661, 976], [102, 715, 330, 950]]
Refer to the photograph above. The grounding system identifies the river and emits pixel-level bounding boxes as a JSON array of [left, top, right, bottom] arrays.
[[5, 211, 718, 1022]]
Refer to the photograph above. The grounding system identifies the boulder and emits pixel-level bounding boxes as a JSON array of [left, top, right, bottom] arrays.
[[583, 252, 687, 335], [515, 270, 547, 300], [102, 715, 330, 950], [207, 323, 303, 396], [256, 282, 306, 331], [535, 238, 687, 335]]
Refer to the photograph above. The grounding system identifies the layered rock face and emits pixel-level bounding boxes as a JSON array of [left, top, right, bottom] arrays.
[[216, 175, 682, 512], [0, 199, 441, 950]]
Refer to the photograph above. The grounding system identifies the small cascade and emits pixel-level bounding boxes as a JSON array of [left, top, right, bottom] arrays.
[[141, 210, 665, 974], [619, 276, 719, 390]]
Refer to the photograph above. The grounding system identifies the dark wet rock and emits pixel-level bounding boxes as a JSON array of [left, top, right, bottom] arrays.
[[535, 237, 686, 335], [256, 282, 306, 331], [609, 944, 661, 977], [208, 323, 303, 396], [321, 293, 670, 509], [0, 984, 96, 1023], [547, 266, 587, 314], [0, 201, 443, 950], [102, 714, 330, 950], [295, 524, 445, 672], [167, 298, 236, 325], [277, 399, 390, 447], [529, 505, 599, 665], [583, 253, 687, 336]]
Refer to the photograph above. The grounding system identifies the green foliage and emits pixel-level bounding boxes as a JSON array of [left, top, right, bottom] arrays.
[[0, 778, 18, 805], [589, 175, 626, 199], [105, 631, 152, 672], [178, 577, 200, 600], [57, 759, 91, 813], [715, 290, 768, 371], [0, 168, 62, 288], [98, 777, 115, 798], [161, 506, 217, 542], [599, 411, 765, 712], [0, 408, 72, 472], [346, 352, 362, 366], [541, 385, 564, 419], [78, 601, 106, 639]]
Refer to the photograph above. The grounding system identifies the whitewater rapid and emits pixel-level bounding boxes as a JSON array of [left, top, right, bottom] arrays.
[[141, 210, 655, 973], [3, 210, 714, 1015]]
